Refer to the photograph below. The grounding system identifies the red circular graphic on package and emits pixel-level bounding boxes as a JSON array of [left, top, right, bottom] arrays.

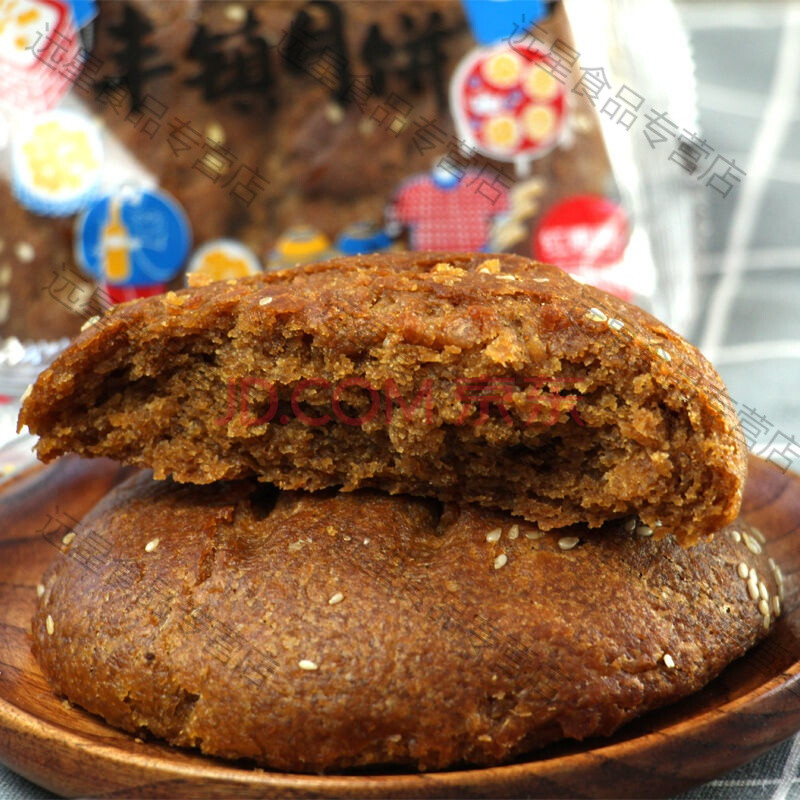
[[450, 43, 567, 164], [535, 195, 630, 269]]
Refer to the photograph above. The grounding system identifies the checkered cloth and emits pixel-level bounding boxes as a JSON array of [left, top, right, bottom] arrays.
[[2, 3, 800, 797], [671, 2, 800, 796]]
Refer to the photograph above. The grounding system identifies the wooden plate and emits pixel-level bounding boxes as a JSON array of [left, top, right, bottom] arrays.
[[1, 455, 799, 799]]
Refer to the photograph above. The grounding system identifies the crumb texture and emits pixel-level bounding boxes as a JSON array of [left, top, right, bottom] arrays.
[[19, 252, 747, 542], [32, 472, 777, 773]]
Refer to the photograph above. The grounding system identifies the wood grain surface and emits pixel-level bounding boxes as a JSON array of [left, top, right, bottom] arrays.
[[0, 455, 799, 799]]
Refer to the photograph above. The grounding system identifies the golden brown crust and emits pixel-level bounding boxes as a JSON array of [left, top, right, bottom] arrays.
[[19, 252, 746, 542], [32, 472, 777, 773]]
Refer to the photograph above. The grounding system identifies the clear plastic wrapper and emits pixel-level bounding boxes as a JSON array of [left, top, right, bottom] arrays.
[[0, 0, 700, 469]]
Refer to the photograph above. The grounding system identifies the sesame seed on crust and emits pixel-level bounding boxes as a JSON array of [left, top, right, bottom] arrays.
[[558, 536, 579, 551]]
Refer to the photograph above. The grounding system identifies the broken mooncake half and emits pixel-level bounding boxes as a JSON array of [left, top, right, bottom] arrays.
[[19, 252, 746, 543]]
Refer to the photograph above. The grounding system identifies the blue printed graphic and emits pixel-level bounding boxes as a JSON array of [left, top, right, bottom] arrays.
[[75, 187, 191, 286]]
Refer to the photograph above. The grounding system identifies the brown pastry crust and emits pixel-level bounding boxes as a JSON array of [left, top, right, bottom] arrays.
[[19, 252, 746, 542], [32, 471, 779, 773]]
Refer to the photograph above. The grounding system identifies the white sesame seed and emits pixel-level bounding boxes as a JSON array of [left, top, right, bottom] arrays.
[[363, 538, 370, 545], [656, 347, 671, 362], [485, 528, 502, 543], [324, 102, 345, 124], [558, 536, 580, 551], [477, 258, 500, 273], [748, 567, 756, 581], [494, 553, 508, 569], [81, 315, 100, 331], [737, 562, 749, 580], [21, 383, 33, 402], [635, 525, 653, 537], [205, 121, 226, 144], [328, 592, 344, 605], [730, 530, 742, 543], [298, 659, 318, 671], [477, 734, 493, 742], [524, 531, 545, 540], [608, 318, 624, 331], [663, 653, 675, 669], [225, 3, 247, 22], [772, 562, 785, 600], [508, 524, 519, 540], [772, 596, 781, 617], [495, 273, 518, 281], [144, 538, 160, 553], [751, 527, 766, 544], [61, 532, 76, 546], [747, 580, 760, 602], [259, 296, 273, 306], [624, 518, 637, 532], [758, 599, 770, 616], [388, 117, 408, 135], [586, 307, 607, 322], [763, 613, 771, 630], [358, 116, 376, 136], [742, 532, 762, 555], [46, 615, 54, 635], [532, 277, 550, 283], [14, 242, 35, 262], [758, 581, 768, 602], [36, 583, 45, 598]]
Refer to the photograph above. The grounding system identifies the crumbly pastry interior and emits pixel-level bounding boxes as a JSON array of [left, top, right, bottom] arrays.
[[32, 472, 779, 773], [19, 252, 746, 543]]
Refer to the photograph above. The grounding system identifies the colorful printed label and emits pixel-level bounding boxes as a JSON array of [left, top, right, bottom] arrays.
[[461, 0, 545, 46], [450, 42, 567, 170], [335, 222, 393, 256], [75, 187, 191, 289], [0, 0, 81, 111], [267, 225, 333, 270], [188, 239, 262, 283], [534, 194, 634, 300], [389, 169, 510, 251], [11, 110, 103, 215]]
